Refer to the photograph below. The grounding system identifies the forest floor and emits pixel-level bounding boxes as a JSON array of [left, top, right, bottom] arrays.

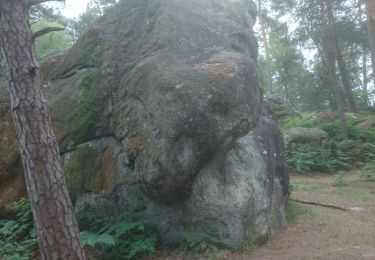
[[144, 171, 375, 260]]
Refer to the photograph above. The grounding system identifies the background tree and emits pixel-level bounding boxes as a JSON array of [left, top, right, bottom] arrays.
[[0, 0, 85, 258], [67, 0, 117, 42]]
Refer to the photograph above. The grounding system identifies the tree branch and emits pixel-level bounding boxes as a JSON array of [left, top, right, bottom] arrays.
[[27, 0, 65, 8], [33, 27, 65, 39], [290, 198, 348, 211]]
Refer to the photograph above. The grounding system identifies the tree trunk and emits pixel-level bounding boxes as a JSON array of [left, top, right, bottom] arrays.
[[258, 0, 273, 94], [362, 51, 369, 104], [365, 0, 375, 86], [324, 0, 358, 113], [323, 47, 349, 140], [334, 40, 358, 113], [0, 1, 85, 259], [320, 0, 349, 140], [359, 0, 370, 106]]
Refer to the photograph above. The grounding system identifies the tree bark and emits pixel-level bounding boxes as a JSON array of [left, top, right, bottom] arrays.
[[319, 0, 349, 140], [334, 40, 358, 113], [323, 46, 349, 140], [0, 1, 85, 259], [359, 0, 370, 106], [365, 0, 375, 87], [324, 0, 358, 113], [258, 0, 273, 94], [362, 51, 370, 106]]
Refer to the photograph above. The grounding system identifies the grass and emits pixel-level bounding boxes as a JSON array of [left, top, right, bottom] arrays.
[[285, 201, 309, 225]]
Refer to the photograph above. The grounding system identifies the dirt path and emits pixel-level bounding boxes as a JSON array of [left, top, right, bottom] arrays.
[[245, 173, 375, 260]]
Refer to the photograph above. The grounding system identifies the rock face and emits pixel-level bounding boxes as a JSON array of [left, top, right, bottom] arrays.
[[0, 0, 288, 244], [0, 87, 25, 215], [263, 95, 300, 120]]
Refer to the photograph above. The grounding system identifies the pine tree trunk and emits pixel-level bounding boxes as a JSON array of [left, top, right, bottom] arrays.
[[258, 0, 273, 94], [334, 40, 358, 113], [320, 0, 349, 140], [362, 51, 370, 106], [0, 1, 85, 259], [324, 0, 358, 113], [365, 0, 375, 87], [359, 0, 370, 106]]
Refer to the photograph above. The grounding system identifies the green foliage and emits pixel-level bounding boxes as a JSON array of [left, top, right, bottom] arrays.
[[285, 201, 308, 225], [283, 114, 375, 174], [360, 161, 375, 182], [80, 214, 157, 259], [67, 0, 117, 41], [31, 19, 72, 59], [178, 228, 238, 255], [241, 240, 258, 253], [0, 199, 36, 260], [286, 145, 331, 173]]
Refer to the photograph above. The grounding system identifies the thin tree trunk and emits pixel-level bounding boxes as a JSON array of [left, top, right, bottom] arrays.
[[324, 47, 349, 140], [324, 0, 358, 113], [258, 0, 273, 94], [0, 1, 85, 259], [359, 0, 370, 106], [320, 0, 349, 140], [362, 52, 369, 104], [365, 0, 375, 86], [334, 40, 358, 113]]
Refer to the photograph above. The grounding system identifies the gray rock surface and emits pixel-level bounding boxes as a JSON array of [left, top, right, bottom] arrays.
[[0, 0, 288, 244], [75, 117, 288, 244], [285, 127, 328, 146], [263, 95, 300, 120]]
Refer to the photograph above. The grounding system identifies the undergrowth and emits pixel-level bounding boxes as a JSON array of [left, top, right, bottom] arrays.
[[80, 214, 157, 259], [0, 198, 157, 260], [0, 198, 37, 260], [178, 228, 239, 257], [283, 113, 375, 174]]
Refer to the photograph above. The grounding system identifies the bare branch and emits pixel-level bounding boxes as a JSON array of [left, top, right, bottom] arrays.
[[30, 20, 41, 26], [33, 27, 65, 39], [27, 0, 65, 8]]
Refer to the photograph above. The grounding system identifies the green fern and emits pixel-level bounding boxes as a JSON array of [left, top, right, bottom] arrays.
[[80, 214, 157, 259], [0, 198, 37, 260], [80, 231, 117, 248], [178, 228, 238, 255]]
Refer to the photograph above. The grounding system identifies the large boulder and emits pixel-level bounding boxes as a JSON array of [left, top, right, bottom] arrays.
[[0, 0, 288, 244], [285, 127, 328, 146], [75, 116, 288, 244]]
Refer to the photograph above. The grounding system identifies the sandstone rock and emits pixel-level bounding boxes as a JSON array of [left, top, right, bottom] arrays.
[[0, 87, 25, 216], [75, 117, 288, 244], [263, 95, 300, 120], [285, 127, 328, 146], [0, 0, 288, 244], [358, 118, 375, 129], [309, 109, 361, 122]]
